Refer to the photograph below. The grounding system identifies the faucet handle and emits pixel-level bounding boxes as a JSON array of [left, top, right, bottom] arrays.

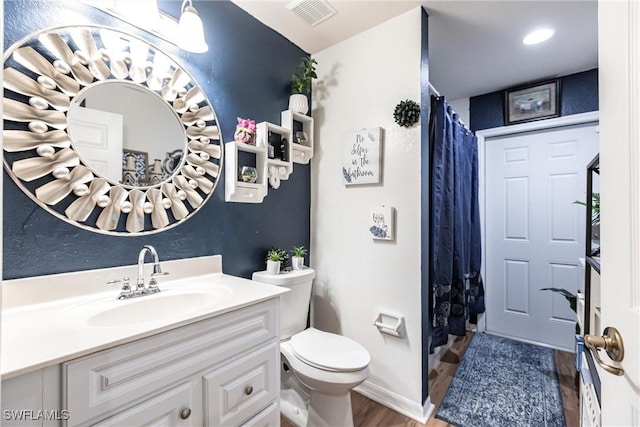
[[147, 276, 162, 294], [108, 277, 133, 299]]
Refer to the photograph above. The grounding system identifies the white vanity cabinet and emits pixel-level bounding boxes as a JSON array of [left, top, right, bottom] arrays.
[[2, 299, 281, 427], [1, 367, 62, 427]]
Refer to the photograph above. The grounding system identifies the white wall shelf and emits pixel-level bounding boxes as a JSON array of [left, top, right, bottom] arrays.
[[224, 112, 314, 202], [224, 141, 267, 203], [257, 121, 293, 188], [281, 110, 314, 164]]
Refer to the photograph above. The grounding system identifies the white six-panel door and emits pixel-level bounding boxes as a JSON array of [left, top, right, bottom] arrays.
[[485, 123, 598, 350]]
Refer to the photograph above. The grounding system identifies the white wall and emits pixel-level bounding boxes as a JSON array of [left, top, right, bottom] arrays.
[[311, 7, 426, 420], [448, 97, 470, 127]]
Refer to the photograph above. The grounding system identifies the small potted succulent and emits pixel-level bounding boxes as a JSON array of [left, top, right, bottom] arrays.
[[289, 57, 317, 115], [266, 248, 287, 275], [291, 246, 308, 270]]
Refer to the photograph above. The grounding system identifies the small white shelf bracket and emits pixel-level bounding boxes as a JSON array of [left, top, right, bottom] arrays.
[[373, 312, 405, 338], [281, 110, 314, 164]]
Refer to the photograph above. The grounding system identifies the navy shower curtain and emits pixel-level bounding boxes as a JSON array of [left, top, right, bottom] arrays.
[[429, 96, 484, 351]]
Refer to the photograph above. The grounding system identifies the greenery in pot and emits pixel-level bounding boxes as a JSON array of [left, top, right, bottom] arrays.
[[266, 248, 289, 264], [574, 192, 600, 226], [290, 246, 308, 269], [266, 249, 282, 262], [291, 246, 308, 258], [291, 57, 318, 95]]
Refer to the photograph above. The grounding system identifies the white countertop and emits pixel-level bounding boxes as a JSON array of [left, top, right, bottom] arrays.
[[2, 255, 287, 380]]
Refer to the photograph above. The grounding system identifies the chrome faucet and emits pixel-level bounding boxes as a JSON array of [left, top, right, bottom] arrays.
[[108, 245, 169, 299], [136, 245, 169, 294]]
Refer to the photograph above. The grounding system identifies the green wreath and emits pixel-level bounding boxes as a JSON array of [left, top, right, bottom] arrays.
[[393, 99, 420, 127]]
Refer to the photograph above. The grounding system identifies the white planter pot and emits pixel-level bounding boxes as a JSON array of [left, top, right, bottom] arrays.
[[288, 94, 309, 115], [291, 256, 304, 270], [266, 260, 281, 275]]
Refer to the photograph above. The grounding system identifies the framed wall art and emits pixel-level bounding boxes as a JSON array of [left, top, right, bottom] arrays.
[[342, 127, 382, 185], [369, 206, 394, 240], [122, 149, 148, 186], [504, 79, 560, 125]]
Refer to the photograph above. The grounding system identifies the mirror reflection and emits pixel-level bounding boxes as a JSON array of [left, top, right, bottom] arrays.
[[67, 81, 185, 187]]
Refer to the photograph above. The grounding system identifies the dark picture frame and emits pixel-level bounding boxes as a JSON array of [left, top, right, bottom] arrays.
[[504, 79, 560, 125], [122, 149, 148, 184]]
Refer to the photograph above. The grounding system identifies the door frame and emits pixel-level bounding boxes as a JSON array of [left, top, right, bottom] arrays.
[[475, 110, 600, 334]]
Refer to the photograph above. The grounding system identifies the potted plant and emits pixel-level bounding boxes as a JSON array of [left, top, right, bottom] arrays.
[[291, 246, 308, 270], [289, 57, 317, 115], [266, 248, 284, 275]]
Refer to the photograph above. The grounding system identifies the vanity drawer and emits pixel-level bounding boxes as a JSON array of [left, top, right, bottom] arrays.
[[63, 300, 277, 427], [204, 342, 279, 427], [90, 381, 195, 427], [241, 402, 280, 427]]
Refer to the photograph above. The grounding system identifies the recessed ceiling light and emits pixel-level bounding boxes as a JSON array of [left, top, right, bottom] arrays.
[[523, 28, 555, 45]]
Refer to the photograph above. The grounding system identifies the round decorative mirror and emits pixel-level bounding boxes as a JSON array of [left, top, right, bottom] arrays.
[[3, 26, 223, 235]]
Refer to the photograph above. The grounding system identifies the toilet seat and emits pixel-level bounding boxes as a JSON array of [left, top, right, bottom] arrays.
[[290, 328, 370, 372]]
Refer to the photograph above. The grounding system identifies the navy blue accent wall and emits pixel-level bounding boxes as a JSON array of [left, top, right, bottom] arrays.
[[419, 6, 430, 404], [561, 69, 599, 116], [469, 68, 599, 132], [4, 0, 311, 280]]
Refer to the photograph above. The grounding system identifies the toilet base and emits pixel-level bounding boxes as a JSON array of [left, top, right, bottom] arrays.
[[281, 397, 308, 427], [307, 391, 354, 427]]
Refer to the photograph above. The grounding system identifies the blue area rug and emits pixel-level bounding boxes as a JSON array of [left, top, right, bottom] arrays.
[[435, 333, 566, 427]]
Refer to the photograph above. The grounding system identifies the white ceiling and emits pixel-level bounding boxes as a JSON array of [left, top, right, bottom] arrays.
[[231, 0, 598, 100]]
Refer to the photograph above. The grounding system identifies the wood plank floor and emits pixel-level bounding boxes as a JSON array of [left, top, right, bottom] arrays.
[[282, 332, 579, 427]]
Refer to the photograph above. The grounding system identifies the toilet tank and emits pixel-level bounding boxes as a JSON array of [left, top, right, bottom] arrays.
[[252, 268, 315, 340]]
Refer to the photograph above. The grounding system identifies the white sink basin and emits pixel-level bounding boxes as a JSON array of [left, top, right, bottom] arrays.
[[85, 287, 233, 327]]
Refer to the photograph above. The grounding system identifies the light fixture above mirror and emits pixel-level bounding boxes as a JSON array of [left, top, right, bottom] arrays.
[[86, 0, 209, 54], [178, 0, 209, 53]]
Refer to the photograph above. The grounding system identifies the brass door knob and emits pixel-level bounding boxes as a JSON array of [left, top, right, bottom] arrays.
[[584, 326, 625, 376]]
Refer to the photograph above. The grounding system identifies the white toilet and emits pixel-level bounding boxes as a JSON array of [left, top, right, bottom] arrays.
[[252, 268, 370, 427]]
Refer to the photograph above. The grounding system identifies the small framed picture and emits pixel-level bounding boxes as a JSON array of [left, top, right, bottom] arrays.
[[504, 79, 560, 125], [369, 206, 394, 240], [122, 149, 148, 185]]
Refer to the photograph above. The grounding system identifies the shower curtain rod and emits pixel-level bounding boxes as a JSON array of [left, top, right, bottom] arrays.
[[428, 82, 469, 129], [428, 81, 441, 97]]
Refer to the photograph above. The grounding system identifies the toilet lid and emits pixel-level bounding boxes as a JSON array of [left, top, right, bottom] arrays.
[[290, 328, 370, 372]]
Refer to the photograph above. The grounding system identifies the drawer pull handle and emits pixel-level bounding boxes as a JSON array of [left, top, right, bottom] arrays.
[[245, 385, 254, 396], [180, 407, 191, 420]]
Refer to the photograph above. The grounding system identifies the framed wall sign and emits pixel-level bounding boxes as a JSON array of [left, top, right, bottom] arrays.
[[369, 206, 394, 240], [504, 79, 560, 125], [342, 127, 382, 185]]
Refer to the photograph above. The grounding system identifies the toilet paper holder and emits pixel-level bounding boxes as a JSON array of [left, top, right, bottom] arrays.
[[373, 312, 405, 337]]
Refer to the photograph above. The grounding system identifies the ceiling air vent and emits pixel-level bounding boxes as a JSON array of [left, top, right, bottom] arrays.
[[287, 0, 338, 27]]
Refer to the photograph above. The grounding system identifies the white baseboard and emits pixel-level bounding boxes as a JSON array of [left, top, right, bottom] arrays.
[[428, 334, 456, 371], [354, 381, 434, 424]]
